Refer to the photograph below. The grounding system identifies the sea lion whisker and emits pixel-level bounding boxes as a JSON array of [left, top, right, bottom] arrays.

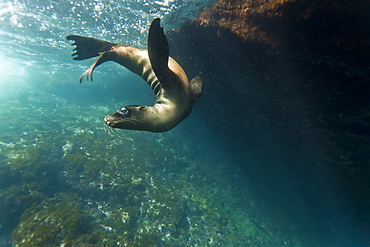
[[110, 127, 121, 138], [103, 122, 111, 135], [103, 122, 112, 134], [103, 122, 120, 138]]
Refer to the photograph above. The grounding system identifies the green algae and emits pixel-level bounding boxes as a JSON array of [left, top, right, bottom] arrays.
[[4, 137, 283, 247], [0, 183, 44, 236], [12, 194, 91, 247], [11, 193, 163, 247]]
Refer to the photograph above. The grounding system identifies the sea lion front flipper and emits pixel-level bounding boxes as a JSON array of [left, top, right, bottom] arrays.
[[66, 35, 116, 60], [147, 18, 175, 88], [189, 73, 204, 104]]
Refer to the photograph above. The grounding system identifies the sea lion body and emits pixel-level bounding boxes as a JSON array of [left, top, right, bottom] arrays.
[[99, 45, 193, 132], [67, 18, 202, 132]]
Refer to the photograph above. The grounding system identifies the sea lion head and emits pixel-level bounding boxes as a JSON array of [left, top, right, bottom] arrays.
[[104, 105, 153, 131]]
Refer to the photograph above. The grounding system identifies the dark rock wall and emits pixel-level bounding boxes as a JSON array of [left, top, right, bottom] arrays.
[[167, 0, 370, 245]]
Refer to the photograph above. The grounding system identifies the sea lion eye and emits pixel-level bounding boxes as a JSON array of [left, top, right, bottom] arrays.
[[119, 108, 128, 114]]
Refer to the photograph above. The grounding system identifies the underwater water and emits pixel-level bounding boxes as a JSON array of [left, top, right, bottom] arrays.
[[0, 0, 369, 246], [0, 0, 281, 246]]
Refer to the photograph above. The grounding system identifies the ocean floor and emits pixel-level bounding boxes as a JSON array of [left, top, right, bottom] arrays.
[[0, 83, 304, 246]]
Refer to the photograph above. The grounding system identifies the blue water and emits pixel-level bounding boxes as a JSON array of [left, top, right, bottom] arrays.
[[0, 0, 368, 246]]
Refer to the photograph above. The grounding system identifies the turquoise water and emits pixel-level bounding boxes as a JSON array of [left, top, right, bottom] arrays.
[[0, 1, 368, 246], [0, 0, 292, 246]]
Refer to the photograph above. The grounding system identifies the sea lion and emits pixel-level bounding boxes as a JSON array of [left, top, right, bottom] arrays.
[[66, 18, 203, 132]]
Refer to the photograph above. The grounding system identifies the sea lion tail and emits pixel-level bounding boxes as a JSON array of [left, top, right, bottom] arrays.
[[190, 73, 203, 104], [66, 35, 116, 60]]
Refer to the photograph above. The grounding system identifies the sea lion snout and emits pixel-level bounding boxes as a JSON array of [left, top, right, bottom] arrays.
[[104, 111, 131, 128], [104, 115, 115, 126]]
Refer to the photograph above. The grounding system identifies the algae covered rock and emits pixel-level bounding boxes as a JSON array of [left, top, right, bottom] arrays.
[[0, 183, 44, 237], [12, 194, 93, 247]]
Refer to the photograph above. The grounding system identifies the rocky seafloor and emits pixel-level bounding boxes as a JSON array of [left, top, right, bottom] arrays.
[[0, 86, 304, 246]]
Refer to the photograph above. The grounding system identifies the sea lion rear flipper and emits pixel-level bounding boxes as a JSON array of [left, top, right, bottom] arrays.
[[148, 18, 175, 88], [66, 35, 116, 60], [190, 73, 203, 104], [78, 51, 110, 83]]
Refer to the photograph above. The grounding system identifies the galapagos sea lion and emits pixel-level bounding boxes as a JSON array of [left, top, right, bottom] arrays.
[[66, 18, 203, 132]]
